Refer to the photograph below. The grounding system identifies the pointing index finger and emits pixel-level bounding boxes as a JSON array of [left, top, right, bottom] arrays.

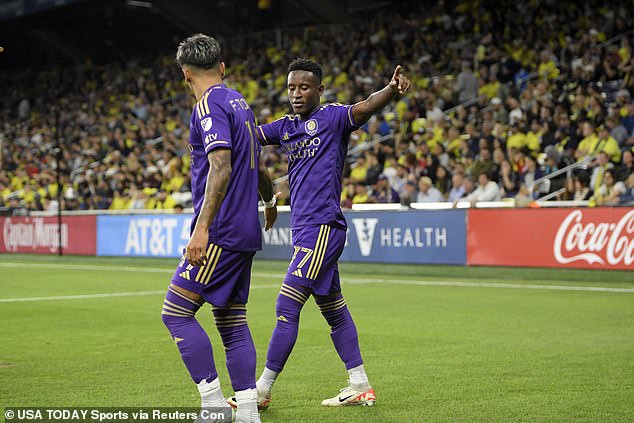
[[393, 65, 402, 77]]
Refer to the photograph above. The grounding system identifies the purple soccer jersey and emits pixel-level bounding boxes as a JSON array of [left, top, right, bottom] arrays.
[[189, 84, 262, 251], [257, 104, 359, 230]]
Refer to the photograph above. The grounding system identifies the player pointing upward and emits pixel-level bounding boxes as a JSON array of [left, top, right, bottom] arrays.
[[231, 58, 410, 409]]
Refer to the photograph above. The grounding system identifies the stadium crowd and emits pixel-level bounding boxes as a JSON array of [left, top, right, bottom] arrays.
[[2, 1, 634, 214]]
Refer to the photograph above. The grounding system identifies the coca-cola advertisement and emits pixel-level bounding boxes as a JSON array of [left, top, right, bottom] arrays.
[[0, 216, 97, 255], [467, 208, 634, 270]]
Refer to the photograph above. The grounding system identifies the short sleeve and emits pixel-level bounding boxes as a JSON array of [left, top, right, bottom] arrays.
[[257, 117, 286, 146], [327, 103, 359, 134], [197, 95, 232, 154]]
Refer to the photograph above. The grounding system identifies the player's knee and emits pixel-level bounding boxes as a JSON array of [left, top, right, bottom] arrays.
[[160, 311, 171, 327], [321, 308, 349, 328], [161, 313, 194, 346], [161, 286, 202, 329], [212, 304, 248, 332], [316, 293, 348, 327], [274, 282, 309, 324], [275, 297, 304, 325]]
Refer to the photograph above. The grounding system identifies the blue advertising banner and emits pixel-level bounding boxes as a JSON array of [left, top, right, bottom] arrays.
[[97, 215, 192, 257], [96, 210, 467, 265], [343, 210, 466, 264], [258, 210, 467, 265]]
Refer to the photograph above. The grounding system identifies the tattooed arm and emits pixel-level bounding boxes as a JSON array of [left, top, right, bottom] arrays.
[[186, 148, 232, 266]]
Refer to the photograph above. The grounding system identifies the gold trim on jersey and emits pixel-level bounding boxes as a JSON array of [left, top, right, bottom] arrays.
[[246, 120, 255, 168], [202, 90, 211, 115], [195, 87, 219, 118], [195, 244, 223, 285], [347, 105, 355, 126], [257, 126, 268, 144], [307, 225, 330, 280]]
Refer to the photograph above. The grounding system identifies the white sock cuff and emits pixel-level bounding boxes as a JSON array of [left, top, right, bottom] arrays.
[[262, 367, 280, 382], [348, 364, 366, 375], [197, 377, 220, 394], [348, 364, 369, 386], [235, 388, 257, 402]]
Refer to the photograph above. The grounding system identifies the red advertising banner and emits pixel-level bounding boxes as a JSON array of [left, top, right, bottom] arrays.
[[468, 207, 634, 270], [0, 215, 97, 255]]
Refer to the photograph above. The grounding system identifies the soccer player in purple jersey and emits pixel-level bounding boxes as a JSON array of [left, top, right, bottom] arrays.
[[161, 34, 277, 423], [232, 58, 410, 409]]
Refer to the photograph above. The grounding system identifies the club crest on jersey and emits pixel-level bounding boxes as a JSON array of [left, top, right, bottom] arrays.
[[201, 117, 213, 131], [305, 119, 318, 136]]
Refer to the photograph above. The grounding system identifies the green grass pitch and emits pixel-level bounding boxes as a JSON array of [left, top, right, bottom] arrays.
[[1, 254, 633, 422]]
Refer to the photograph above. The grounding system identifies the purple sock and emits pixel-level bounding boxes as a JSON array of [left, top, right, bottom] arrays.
[[161, 287, 217, 384], [265, 281, 309, 372], [315, 293, 363, 370], [212, 305, 256, 392]]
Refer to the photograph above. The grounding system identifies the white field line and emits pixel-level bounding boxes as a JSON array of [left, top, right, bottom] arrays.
[[343, 279, 634, 293], [0, 262, 632, 304], [0, 285, 281, 303]]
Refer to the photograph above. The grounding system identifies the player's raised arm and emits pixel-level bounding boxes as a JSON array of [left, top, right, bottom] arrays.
[[186, 148, 232, 266], [351, 65, 411, 126]]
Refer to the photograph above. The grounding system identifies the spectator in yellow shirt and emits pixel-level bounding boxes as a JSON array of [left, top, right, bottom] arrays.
[[575, 121, 598, 161], [352, 183, 370, 204], [0, 182, 11, 205], [349, 156, 368, 183], [506, 123, 526, 154], [479, 73, 501, 100], [537, 50, 560, 80], [20, 183, 38, 209], [109, 190, 131, 210], [525, 119, 542, 153], [592, 125, 622, 163]]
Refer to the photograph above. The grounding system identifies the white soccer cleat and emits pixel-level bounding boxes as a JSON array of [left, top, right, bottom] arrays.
[[321, 385, 376, 407], [226, 390, 271, 411]]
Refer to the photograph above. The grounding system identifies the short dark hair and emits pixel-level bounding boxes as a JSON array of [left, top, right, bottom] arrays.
[[288, 58, 323, 84], [176, 33, 222, 70]]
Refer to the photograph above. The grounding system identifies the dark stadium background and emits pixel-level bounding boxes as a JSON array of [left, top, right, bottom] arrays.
[[0, 0, 403, 68]]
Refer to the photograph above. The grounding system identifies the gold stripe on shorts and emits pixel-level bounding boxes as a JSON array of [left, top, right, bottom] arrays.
[[308, 225, 330, 280]]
